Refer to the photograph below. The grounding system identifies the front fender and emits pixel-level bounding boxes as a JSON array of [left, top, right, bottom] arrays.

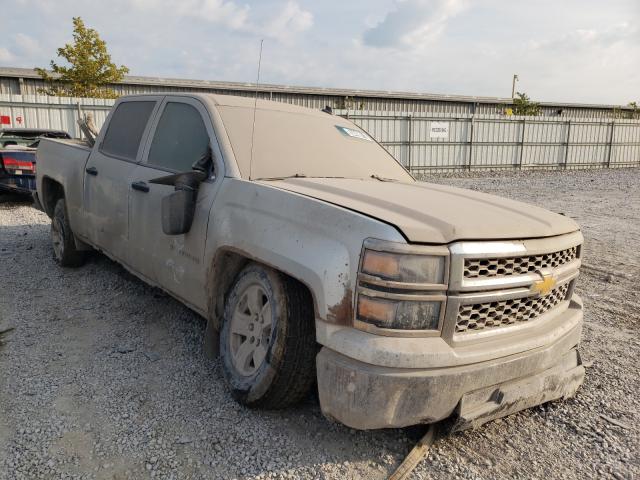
[[205, 178, 405, 326]]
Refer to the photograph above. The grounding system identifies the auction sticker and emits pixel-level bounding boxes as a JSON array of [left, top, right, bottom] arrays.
[[336, 126, 372, 141]]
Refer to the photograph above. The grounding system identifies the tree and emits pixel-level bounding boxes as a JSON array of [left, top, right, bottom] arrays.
[[613, 102, 640, 119], [334, 96, 366, 111], [512, 92, 541, 116], [36, 17, 129, 98]]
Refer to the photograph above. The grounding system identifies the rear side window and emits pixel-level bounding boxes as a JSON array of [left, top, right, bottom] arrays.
[[147, 102, 209, 172], [101, 101, 156, 161]]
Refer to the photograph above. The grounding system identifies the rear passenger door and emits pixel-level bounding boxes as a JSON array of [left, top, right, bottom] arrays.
[[83, 98, 162, 261], [127, 97, 225, 311]]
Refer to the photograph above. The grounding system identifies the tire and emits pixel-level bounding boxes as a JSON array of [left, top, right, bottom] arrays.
[[51, 199, 86, 268], [220, 263, 316, 409]]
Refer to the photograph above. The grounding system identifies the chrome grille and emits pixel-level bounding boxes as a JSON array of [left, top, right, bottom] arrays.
[[463, 246, 578, 279], [456, 283, 570, 334]]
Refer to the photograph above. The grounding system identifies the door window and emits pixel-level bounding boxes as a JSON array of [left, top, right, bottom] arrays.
[[147, 102, 210, 172], [101, 101, 156, 161]]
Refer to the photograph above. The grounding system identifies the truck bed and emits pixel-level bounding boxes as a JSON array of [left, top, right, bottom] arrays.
[[36, 137, 92, 220]]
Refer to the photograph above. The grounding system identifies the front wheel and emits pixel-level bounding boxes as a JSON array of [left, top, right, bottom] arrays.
[[51, 199, 86, 268], [220, 263, 316, 409]]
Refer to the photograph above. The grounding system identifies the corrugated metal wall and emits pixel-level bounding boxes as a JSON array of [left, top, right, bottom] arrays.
[[1, 94, 638, 171], [1, 74, 628, 119], [0, 94, 114, 138], [0, 77, 21, 95]]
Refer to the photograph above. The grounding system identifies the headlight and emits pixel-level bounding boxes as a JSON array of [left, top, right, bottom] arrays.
[[361, 249, 446, 285], [355, 239, 449, 336]]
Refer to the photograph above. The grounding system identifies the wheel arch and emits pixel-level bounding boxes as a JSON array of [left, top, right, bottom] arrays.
[[206, 246, 320, 332], [40, 176, 65, 218]]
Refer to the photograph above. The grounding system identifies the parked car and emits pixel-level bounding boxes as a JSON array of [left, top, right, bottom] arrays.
[[0, 128, 70, 195], [35, 94, 585, 430]]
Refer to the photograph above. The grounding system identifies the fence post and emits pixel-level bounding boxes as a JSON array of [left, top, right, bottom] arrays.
[[563, 120, 571, 169], [407, 114, 412, 172], [519, 118, 526, 169], [606, 121, 615, 167], [76, 102, 83, 141], [467, 116, 474, 171]]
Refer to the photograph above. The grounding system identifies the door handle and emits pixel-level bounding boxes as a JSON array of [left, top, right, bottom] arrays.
[[131, 181, 150, 193], [85, 166, 98, 176]]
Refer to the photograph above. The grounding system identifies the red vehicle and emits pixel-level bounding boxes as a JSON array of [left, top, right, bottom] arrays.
[[0, 128, 71, 196]]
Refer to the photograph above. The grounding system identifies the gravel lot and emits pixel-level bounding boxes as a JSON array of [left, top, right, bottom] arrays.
[[1, 168, 638, 480]]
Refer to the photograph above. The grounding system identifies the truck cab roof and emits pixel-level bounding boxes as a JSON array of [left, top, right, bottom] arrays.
[[118, 93, 414, 182]]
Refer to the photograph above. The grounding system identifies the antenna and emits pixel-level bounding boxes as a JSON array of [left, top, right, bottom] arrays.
[[249, 39, 264, 180]]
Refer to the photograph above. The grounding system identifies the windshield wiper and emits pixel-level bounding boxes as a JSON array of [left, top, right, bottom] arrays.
[[255, 174, 352, 181], [370, 174, 397, 182], [254, 173, 308, 181]]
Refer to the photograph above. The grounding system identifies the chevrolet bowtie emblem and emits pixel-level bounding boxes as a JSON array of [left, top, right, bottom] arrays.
[[531, 272, 557, 296]]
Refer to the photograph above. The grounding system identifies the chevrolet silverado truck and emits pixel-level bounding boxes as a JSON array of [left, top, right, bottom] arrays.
[[35, 93, 585, 430]]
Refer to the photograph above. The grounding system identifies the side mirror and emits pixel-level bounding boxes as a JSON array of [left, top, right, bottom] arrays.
[[160, 184, 197, 235], [149, 148, 213, 235]]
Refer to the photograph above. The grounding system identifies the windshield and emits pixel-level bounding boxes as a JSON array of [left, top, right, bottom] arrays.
[[216, 105, 413, 182]]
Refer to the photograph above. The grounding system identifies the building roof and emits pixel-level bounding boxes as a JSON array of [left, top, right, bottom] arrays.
[[0, 66, 631, 111]]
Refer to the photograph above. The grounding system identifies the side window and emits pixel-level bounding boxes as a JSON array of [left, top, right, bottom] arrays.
[[147, 102, 210, 172], [101, 101, 156, 161]]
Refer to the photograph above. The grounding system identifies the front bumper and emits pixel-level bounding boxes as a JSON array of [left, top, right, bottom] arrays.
[[316, 300, 584, 430]]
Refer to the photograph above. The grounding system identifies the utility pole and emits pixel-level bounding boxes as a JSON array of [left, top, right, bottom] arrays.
[[511, 74, 519, 98]]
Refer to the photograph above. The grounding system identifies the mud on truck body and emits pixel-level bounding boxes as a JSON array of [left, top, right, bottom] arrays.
[[35, 93, 584, 430]]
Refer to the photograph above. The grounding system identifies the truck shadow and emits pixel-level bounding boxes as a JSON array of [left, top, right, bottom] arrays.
[[0, 192, 33, 205]]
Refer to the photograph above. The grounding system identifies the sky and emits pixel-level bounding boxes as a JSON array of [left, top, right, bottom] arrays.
[[0, 0, 638, 105]]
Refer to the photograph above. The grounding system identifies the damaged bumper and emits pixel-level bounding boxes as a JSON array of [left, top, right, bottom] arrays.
[[316, 300, 584, 430]]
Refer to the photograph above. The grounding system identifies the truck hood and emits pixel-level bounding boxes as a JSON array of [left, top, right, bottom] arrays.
[[263, 178, 579, 243]]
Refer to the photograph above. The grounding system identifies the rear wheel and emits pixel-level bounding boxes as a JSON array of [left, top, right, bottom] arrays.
[[51, 199, 86, 267], [220, 263, 316, 409]]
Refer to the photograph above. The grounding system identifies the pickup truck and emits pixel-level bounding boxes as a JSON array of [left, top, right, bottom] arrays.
[[36, 93, 585, 430]]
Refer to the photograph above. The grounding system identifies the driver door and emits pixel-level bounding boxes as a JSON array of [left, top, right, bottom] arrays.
[[127, 97, 225, 311]]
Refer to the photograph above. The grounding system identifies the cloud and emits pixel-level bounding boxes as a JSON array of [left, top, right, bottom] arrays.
[[13, 34, 41, 57], [174, 0, 250, 30], [261, 1, 313, 42], [0, 48, 15, 63], [128, 0, 312, 42], [526, 22, 639, 53], [0, 0, 638, 105], [363, 0, 468, 48], [508, 21, 640, 103]]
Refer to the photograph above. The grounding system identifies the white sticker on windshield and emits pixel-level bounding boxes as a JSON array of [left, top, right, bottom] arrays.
[[335, 126, 372, 141]]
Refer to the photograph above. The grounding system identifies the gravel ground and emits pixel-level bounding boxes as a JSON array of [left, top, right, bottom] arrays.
[[1, 168, 639, 480]]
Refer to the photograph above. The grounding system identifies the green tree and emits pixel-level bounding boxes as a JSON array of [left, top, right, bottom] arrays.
[[614, 102, 640, 119], [36, 17, 129, 98], [512, 92, 541, 116]]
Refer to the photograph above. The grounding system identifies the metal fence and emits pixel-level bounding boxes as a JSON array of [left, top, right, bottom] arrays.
[[1, 94, 639, 172], [339, 111, 640, 171]]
